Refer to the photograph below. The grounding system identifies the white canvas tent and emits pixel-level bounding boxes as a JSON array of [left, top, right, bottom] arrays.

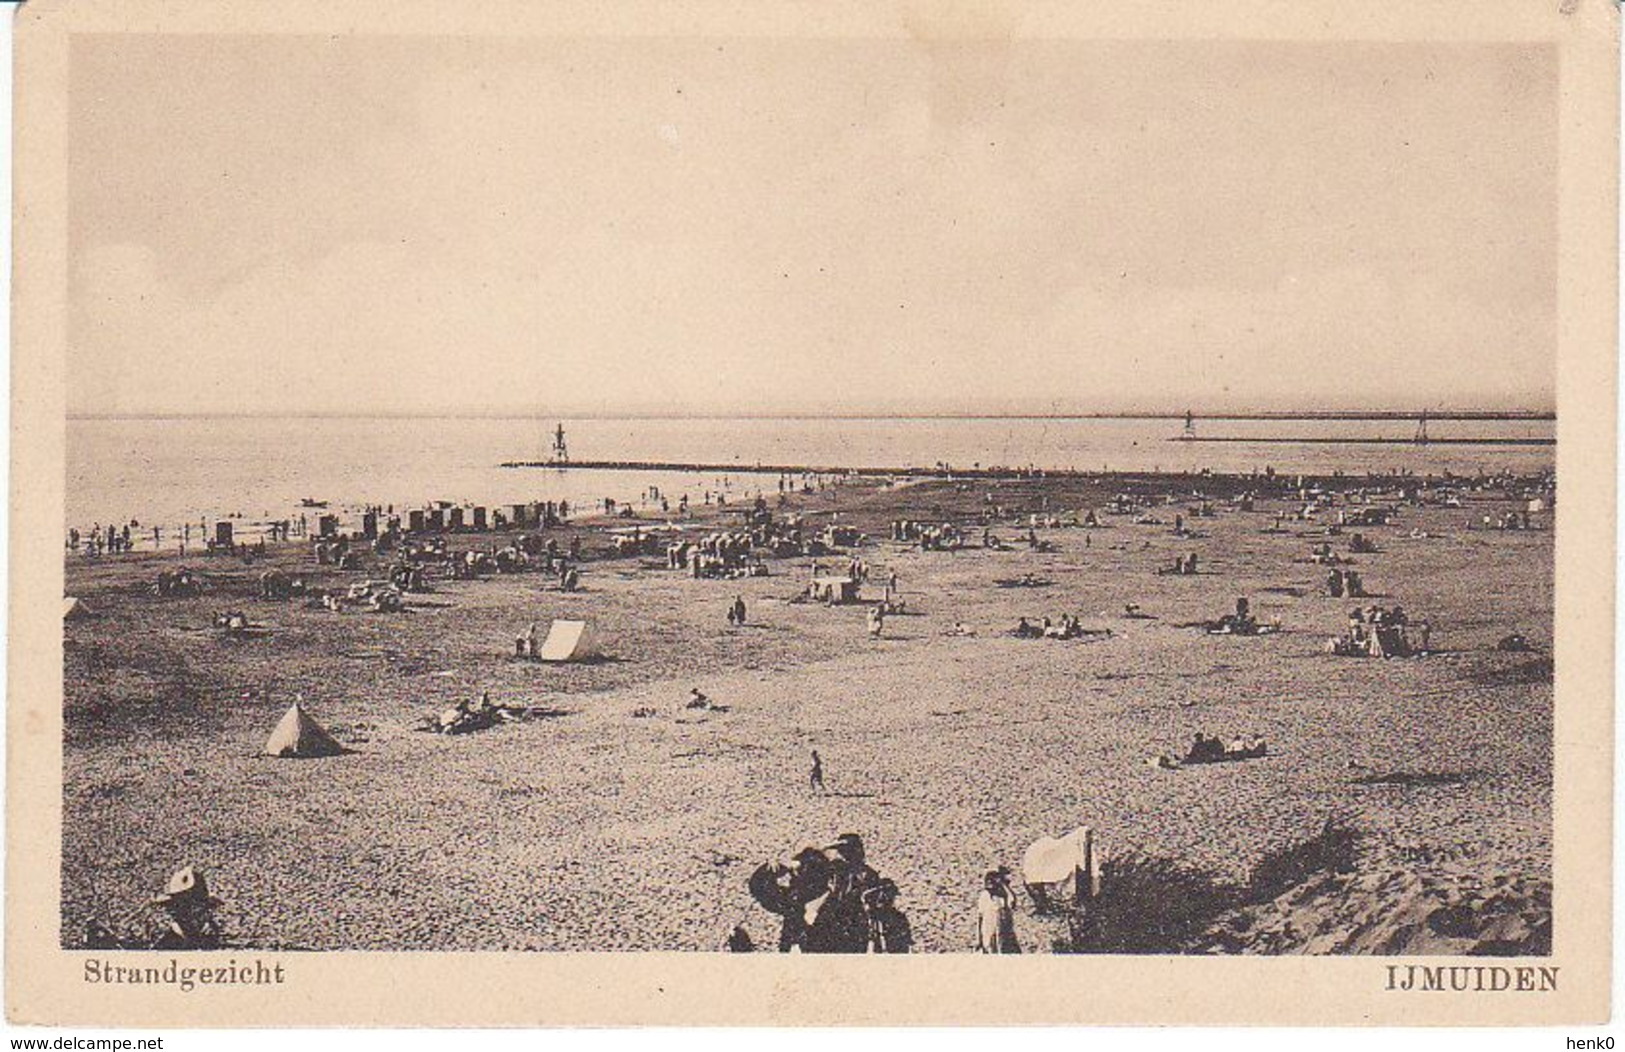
[[264, 703, 345, 758], [63, 596, 91, 621], [1021, 826, 1105, 908], [537, 619, 600, 662]]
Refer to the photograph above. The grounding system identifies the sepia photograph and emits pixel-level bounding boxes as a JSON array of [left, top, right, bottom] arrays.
[[8, 0, 1617, 1028]]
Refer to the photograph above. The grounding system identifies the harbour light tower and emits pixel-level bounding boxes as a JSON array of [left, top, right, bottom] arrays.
[[552, 422, 569, 462]]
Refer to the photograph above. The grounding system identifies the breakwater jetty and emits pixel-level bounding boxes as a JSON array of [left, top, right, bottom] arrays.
[[500, 459, 1032, 478], [1170, 436, 1554, 446]]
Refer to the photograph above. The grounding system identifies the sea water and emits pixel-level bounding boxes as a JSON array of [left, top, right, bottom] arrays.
[[66, 414, 1555, 543]]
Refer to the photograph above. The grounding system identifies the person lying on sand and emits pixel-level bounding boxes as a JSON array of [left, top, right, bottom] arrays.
[[1199, 597, 1275, 636], [1012, 616, 1066, 638], [422, 692, 525, 734], [1154, 733, 1268, 768]]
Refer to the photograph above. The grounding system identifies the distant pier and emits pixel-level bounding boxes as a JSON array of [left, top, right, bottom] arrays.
[[501, 459, 1010, 477], [1170, 436, 1554, 446], [499, 438, 1552, 481]]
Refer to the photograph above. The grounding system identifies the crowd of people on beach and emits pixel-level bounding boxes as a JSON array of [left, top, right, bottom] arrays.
[[1328, 604, 1430, 658], [1012, 614, 1110, 641], [72, 465, 1555, 954], [741, 834, 912, 953], [737, 830, 1112, 955], [70, 515, 311, 557], [68, 523, 135, 555]]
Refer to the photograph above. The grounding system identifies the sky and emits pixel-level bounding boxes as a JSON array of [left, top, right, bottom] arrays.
[[66, 35, 1558, 417]]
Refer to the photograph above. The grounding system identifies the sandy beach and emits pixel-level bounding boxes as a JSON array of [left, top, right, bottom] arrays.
[[61, 472, 1553, 953]]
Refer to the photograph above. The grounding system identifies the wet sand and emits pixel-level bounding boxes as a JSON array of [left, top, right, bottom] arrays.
[[61, 474, 1553, 952]]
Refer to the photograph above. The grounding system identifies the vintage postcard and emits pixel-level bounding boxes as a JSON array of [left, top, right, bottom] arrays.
[[7, 0, 1618, 1027]]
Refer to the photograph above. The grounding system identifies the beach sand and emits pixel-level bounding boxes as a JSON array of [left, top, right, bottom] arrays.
[[60, 474, 1553, 953]]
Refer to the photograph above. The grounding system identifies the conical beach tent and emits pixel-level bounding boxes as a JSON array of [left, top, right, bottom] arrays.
[[63, 597, 91, 621], [264, 703, 345, 758], [537, 619, 600, 662]]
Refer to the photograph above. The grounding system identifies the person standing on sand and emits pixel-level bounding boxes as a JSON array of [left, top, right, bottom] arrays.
[[864, 879, 913, 953], [810, 750, 825, 794], [976, 868, 1021, 953]]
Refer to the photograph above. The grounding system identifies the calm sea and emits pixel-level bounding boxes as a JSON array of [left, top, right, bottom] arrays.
[[66, 415, 1555, 542]]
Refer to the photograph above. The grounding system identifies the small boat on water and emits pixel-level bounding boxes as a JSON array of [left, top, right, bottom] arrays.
[[299, 498, 329, 508]]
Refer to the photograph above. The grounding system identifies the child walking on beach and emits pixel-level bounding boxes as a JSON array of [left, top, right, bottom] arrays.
[[810, 750, 825, 794]]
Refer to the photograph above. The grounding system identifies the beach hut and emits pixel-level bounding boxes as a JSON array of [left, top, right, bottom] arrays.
[[472, 507, 488, 531], [426, 508, 446, 532], [214, 521, 234, 547], [820, 525, 862, 548], [537, 620, 600, 662], [407, 510, 426, 533], [361, 511, 379, 538], [810, 575, 861, 605], [263, 703, 345, 758], [448, 507, 465, 530], [509, 504, 530, 528]]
